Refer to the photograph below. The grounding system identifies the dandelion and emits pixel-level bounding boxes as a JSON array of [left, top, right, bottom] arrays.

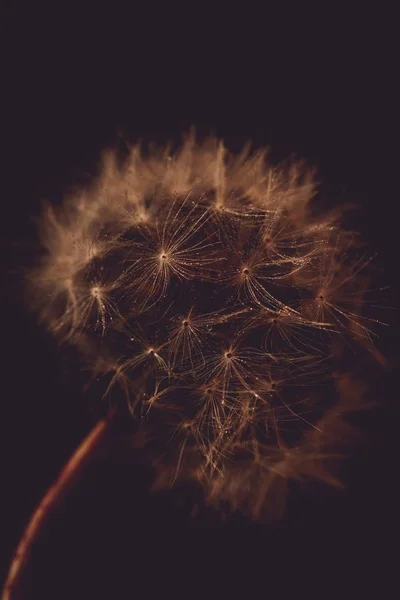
[[27, 131, 388, 506], [5, 130, 389, 599]]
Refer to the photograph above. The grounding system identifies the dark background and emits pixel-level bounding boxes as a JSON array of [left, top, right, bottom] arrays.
[[2, 7, 399, 598]]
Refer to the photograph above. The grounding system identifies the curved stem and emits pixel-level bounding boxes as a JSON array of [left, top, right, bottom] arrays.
[[2, 413, 114, 600]]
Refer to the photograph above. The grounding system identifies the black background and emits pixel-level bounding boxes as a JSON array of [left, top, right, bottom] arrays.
[[2, 6, 399, 598]]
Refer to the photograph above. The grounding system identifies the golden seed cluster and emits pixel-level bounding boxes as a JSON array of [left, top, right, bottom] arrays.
[[29, 133, 383, 520]]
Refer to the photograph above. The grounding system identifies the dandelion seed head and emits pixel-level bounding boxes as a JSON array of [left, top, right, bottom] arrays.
[[28, 130, 387, 522]]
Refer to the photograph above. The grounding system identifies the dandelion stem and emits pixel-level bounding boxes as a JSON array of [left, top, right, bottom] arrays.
[[2, 412, 114, 600]]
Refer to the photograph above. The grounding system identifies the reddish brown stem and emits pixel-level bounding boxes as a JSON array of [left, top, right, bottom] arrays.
[[2, 414, 113, 600]]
